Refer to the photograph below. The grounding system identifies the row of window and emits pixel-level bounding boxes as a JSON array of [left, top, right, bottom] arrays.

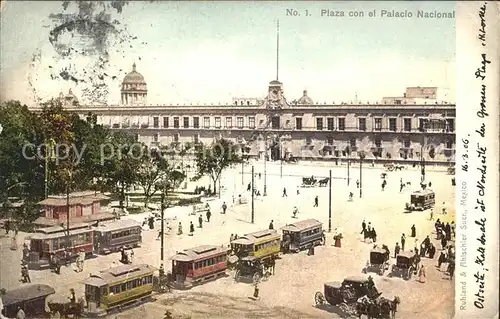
[[108, 275, 153, 295], [315, 118, 455, 132], [50, 233, 92, 250], [153, 116, 256, 129], [109, 228, 141, 239], [193, 255, 226, 269], [254, 239, 280, 252], [147, 116, 454, 132], [316, 137, 454, 149]]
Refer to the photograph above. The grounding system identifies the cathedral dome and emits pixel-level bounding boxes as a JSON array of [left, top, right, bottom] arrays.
[[122, 63, 146, 85], [297, 90, 313, 105]]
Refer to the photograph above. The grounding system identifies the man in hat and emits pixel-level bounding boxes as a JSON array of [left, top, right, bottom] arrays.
[[206, 209, 212, 222], [189, 221, 195, 236], [269, 220, 274, 230], [198, 215, 203, 228], [394, 242, 401, 258]]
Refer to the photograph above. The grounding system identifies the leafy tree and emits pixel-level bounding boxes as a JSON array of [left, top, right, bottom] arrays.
[[102, 131, 143, 207], [0, 101, 45, 203], [193, 138, 242, 196]]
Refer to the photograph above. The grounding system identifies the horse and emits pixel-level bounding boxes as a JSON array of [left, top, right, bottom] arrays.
[[318, 177, 329, 187], [378, 296, 401, 318], [394, 165, 405, 171], [48, 297, 85, 318], [302, 177, 316, 186]]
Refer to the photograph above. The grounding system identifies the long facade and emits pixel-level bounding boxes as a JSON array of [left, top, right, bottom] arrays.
[[34, 64, 456, 165]]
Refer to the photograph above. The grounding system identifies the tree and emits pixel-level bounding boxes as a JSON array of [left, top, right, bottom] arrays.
[[0, 101, 45, 204], [102, 131, 143, 207], [193, 138, 242, 196]]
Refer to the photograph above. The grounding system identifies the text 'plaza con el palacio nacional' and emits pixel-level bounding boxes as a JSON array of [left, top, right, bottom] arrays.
[[42, 62, 456, 165]]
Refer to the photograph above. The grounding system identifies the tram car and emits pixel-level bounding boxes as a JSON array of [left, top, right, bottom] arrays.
[[27, 222, 95, 269], [93, 219, 142, 254], [0, 284, 55, 318], [280, 219, 324, 253], [169, 245, 229, 289], [409, 189, 435, 211], [230, 229, 281, 262], [82, 263, 156, 316]]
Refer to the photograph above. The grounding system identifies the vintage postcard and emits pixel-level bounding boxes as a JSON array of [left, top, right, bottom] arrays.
[[0, 1, 498, 319]]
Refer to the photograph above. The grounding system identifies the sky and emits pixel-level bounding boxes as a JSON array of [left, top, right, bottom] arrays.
[[0, 1, 456, 106]]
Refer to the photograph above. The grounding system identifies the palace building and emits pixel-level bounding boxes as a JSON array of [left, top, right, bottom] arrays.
[[41, 62, 455, 165]]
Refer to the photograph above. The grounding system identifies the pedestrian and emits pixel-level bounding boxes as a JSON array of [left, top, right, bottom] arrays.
[[189, 221, 194, 236], [360, 220, 366, 234], [269, 220, 274, 230], [230, 234, 234, 242], [429, 244, 436, 259], [157, 228, 163, 240], [381, 180, 386, 191], [283, 187, 287, 197], [314, 196, 319, 207], [418, 265, 426, 283], [322, 230, 326, 245], [4, 220, 10, 235], [292, 206, 298, 218], [428, 181, 432, 188], [247, 183, 251, 191], [296, 187, 300, 195], [441, 236, 447, 250], [394, 242, 400, 258], [356, 180, 360, 188], [222, 202, 227, 214], [16, 306, 26, 319], [78, 249, 85, 272], [206, 209, 211, 222], [130, 249, 134, 263], [401, 234, 406, 251], [371, 228, 377, 243], [349, 192, 353, 201], [430, 208, 434, 221], [411, 224, 416, 237], [437, 251, 446, 268], [448, 260, 455, 280], [253, 282, 260, 299], [442, 202, 447, 214], [258, 173, 261, 179], [198, 215, 203, 228], [399, 182, 404, 193], [177, 222, 183, 235]]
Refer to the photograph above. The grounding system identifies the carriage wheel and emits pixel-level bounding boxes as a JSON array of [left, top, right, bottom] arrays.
[[314, 292, 325, 306], [388, 167, 394, 171], [234, 270, 240, 282], [407, 267, 413, 279]]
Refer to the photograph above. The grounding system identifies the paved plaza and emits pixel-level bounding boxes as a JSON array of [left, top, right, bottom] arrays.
[[0, 161, 455, 318]]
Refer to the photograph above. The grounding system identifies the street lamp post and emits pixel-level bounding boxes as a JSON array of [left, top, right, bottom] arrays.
[[359, 152, 365, 198], [160, 188, 165, 264], [263, 139, 267, 197], [279, 137, 283, 179], [251, 165, 255, 223], [65, 170, 72, 251], [420, 135, 426, 183], [328, 169, 332, 232], [347, 152, 350, 186]]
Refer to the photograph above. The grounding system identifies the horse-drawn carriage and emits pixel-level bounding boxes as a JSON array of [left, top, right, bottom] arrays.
[[301, 177, 329, 187], [314, 276, 381, 315], [384, 163, 405, 172], [233, 256, 272, 283], [390, 251, 420, 280], [364, 247, 390, 275]]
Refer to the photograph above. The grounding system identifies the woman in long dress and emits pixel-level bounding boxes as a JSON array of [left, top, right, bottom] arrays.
[[418, 265, 426, 283]]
